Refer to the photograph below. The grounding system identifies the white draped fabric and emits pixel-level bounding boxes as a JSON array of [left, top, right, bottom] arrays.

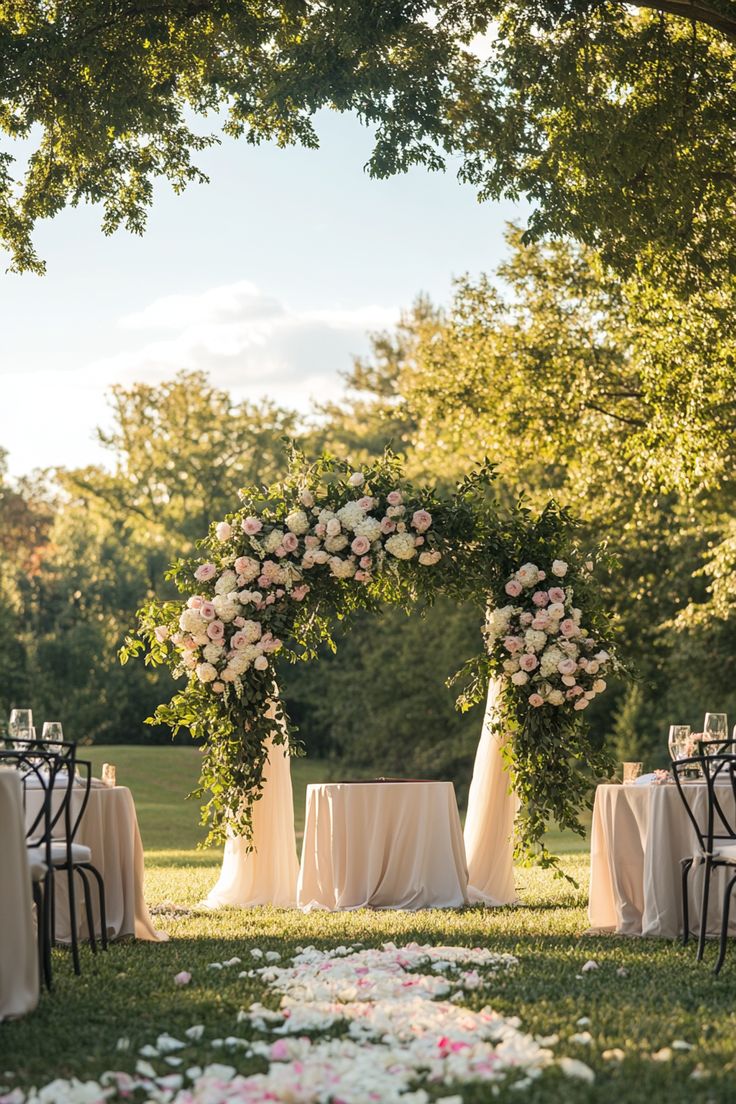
[[202, 714, 299, 910], [203, 679, 517, 910], [463, 679, 519, 906]]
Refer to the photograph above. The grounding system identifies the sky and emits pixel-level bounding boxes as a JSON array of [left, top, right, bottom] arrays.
[[0, 110, 524, 477]]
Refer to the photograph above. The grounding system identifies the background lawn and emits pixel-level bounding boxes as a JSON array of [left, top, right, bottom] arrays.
[[1, 748, 732, 1103]]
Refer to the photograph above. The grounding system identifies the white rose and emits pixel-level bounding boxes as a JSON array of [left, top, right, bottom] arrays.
[[552, 559, 569, 577], [195, 662, 217, 684], [285, 509, 310, 535], [215, 521, 232, 542], [595, 650, 610, 663], [214, 569, 238, 595], [326, 518, 342, 537], [511, 670, 529, 686], [516, 562, 540, 587], [299, 490, 315, 508], [348, 472, 364, 486], [264, 529, 285, 553], [586, 660, 600, 675], [502, 658, 520, 674], [547, 602, 565, 619]]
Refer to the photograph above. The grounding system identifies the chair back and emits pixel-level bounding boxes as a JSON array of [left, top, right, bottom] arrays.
[[0, 748, 60, 867], [672, 754, 736, 857], [2, 737, 81, 841]]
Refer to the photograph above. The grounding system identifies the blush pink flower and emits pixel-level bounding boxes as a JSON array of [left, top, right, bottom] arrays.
[[274, 545, 287, 557], [206, 620, 225, 641], [411, 509, 433, 533], [154, 625, 169, 643], [282, 532, 299, 553], [504, 579, 523, 597], [574, 697, 589, 710], [187, 595, 204, 609], [174, 971, 191, 986], [351, 535, 371, 556], [314, 523, 327, 537], [532, 591, 549, 607], [212, 681, 224, 693], [558, 658, 577, 676], [304, 535, 320, 550], [215, 521, 232, 542], [348, 471, 364, 487], [548, 587, 566, 603], [355, 570, 370, 582], [254, 655, 269, 671], [242, 517, 263, 535], [357, 496, 374, 511], [200, 601, 216, 621], [503, 635, 523, 654], [560, 618, 578, 637], [386, 490, 403, 506], [518, 653, 539, 672], [359, 555, 372, 569], [529, 694, 544, 707], [291, 585, 310, 601], [380, 516, 396, 534], [194, 563, 216, 582], [519, 612, 534, 626], [257, 575, 271, 588]]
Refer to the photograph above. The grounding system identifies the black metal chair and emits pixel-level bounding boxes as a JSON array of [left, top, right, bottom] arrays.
[[4, 737, 108, 974], [672, 752, 736, 973], [0, 747, 58, 989]]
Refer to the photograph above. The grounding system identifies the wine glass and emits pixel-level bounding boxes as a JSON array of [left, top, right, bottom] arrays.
[[41, 721, 65, 753], [668, 724, 691, 761], [9, 708, 33, 747], [703, 712, 728, 753]]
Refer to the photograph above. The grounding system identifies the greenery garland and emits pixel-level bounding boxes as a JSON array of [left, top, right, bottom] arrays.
[[122, 449, 619, 871]]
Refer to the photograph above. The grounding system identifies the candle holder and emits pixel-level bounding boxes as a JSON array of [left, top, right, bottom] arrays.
[[101, 763, 116, 787]]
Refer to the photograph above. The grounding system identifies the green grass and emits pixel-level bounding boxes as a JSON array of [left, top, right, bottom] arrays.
[[1, 747, 734, 1102]]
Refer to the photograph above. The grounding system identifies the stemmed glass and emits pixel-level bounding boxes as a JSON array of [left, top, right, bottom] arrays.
[[703, 712, 728, 751], [41, 721, 65, 753], [9, 708, 33, 748], [668, 724, 691, 761]]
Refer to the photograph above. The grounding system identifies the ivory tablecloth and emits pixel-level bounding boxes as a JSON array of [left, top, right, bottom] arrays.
[[589, 781, 736, 939], [26, 783, 166, 943], [0, 770, 38, 1019], [297, 781, 469, 910]]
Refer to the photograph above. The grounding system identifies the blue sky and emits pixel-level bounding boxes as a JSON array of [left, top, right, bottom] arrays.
[[0, 110, 524, 476]]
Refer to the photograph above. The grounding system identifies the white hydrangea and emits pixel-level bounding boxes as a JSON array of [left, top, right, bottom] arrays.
[[203, 643, 224, 664], [318, 508, 336, 525], [214, 569, 238, 595], [285, 509, 310, 535], [324, 534, 349, 552], [353, 516, 382, 543], [524, 629, 547, 653], [264, 529, 285, 553], [547, 689, 565, 706], [326, 518, 342, 537], [336, 501, 366, 530], [418, 550, 442, 566], [179, 609, 206, 634], [236, 557, 260, 584], [329, 556, 357, 579], [213, 594, 239, 622], [385, 532, 416, 560], [228, 645, 261, 676], [196, 662, 217, 683], [237, 621, 262, 645]]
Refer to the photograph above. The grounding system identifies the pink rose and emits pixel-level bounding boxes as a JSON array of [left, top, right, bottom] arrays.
[[212, 681, 224, 693], [386, 490, 403, 506], [274, 545, 287, 557], [291, 585, 310, 601], [200, 601, 216, 621], [519, 653, 539, 672], [380, 517, 396, 534], [519, 612, 533, 626], [561, 674, 576, 687], [174, 971, 191, 986], [355, 570, 370, 582], [254, 655, 269, 671], [532, 591, 549, 607], [503, 636, 523, 654], [531, 615, 549, 631], [304, 535, 320, 550], [538, 571, 546, 580], [282, 533, 299, 553], [548, 587, 566, 603], [233, 616, 245, 628], [411, 509, 432, 533], [270, 1039, 290, 1061], [215, 521, 232, 542], [348, 472, 364, 487], [187, 595, 203, 609], [351, 535, 371, 556], [558, 658, 577, 676], [182, 636, 198, 651], [257, 575, 271, 588], [560, 618, 577, 637], [566, 685, 584, 698], [359, 556, 372, 569], [300, 490, 315, 508], [194, 563, 216, 582], [574, 697, 589, 710], [242, 517, 263, 535], [505, 579, 523, 597], [529, 694, 544, 707], [358, 496, 374, 511], [275, 588, 285, 598], [154, 625, 169, 643], [414, 535, 425, 545], [265, 594, 275, 605], [314, 523, 326, 537], [207, 620, 225, 641]]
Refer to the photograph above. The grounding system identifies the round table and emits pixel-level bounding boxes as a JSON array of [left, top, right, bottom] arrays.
[[297, 780, 469, 910], [25, 782, 165, 943], [589, 781, 736, 938], [0, 769, 38, 1019]]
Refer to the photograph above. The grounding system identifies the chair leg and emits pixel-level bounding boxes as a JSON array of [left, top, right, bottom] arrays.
[[64, 863, 81, 975], [42, 874, 53, 989], [715, 872, 736, 975], [32, 883, 47, 990], [82, 864, 108, 951], [697, 859, 713, 962], [75, 867, 97, 954], [682, 859, 693, 946]]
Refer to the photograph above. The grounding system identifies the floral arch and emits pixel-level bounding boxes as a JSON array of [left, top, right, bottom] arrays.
[[123, 450, 617, 870]]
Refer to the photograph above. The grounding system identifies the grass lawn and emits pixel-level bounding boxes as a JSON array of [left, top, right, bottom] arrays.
[[1, 747, 734, 1102]]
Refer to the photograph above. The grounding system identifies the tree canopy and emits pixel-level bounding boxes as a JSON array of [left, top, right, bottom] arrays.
[[2, 2, 734, 277]]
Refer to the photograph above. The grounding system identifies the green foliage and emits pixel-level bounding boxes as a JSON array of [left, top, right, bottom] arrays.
[[2, 3, 735, 281]]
